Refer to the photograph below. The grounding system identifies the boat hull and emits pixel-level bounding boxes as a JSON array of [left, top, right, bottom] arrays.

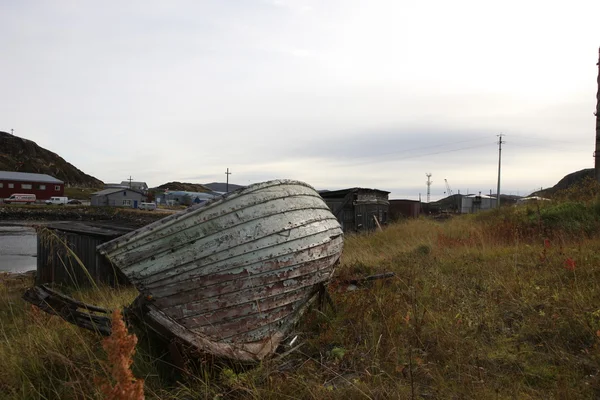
[[97, 180, 343, 361]]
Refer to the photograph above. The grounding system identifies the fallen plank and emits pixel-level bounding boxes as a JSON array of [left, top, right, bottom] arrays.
[[22, 285, 113, 336]]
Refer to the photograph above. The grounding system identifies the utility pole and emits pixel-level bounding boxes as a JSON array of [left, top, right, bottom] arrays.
[[496, 134, 505, 208], [425, 173, 432, 203], [127, 176, 133, 188], [595, 47, 600, 182], [10, 129, 14, 135], [225, 168, 232, 192]]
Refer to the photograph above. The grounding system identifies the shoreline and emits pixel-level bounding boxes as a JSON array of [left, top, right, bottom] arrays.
[[0, 205, 167, 228]]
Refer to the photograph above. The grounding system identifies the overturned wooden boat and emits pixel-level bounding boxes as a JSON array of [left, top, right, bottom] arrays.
[[96, 179, 343, 361]]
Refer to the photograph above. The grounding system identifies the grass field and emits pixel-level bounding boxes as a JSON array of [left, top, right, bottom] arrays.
[[3, 180, 600, 399]]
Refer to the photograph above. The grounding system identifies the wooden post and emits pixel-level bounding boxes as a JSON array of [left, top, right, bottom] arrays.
[[373, 215, 383, 231], [595, 47, 600, 182]]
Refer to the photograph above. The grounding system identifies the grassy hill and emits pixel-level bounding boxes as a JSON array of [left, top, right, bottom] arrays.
[[154, 181, 212, 192], [532, 168, 595, 197], [0, 131, 103, 187]]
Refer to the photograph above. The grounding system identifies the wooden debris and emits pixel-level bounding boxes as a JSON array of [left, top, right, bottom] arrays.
[[22, 285, 112, 335], [345, 272, 395, 285], [373, 215, 383, 231]]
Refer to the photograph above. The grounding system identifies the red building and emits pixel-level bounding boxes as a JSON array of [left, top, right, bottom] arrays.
[[0, 171, 64, 201]]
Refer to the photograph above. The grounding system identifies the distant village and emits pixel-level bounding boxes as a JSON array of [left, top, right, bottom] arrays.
[[0, 169, 538, 235]]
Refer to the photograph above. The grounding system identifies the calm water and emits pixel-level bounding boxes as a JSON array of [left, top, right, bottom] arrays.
[[0, 224, 37, 273]]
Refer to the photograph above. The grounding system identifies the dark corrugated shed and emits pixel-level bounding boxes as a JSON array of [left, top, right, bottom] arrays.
[[320, 188, 390, 232], [389, 199, 421, 220], [36, 222, 134, 287]]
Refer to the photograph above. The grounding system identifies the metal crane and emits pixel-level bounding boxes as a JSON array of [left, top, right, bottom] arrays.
[[444, 179, 453, 196]]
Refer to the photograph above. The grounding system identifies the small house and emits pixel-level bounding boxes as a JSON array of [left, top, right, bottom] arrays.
[[0, 170, 64, 200], [91, 188, 147, 208], [460, 194, 497, 213], [320, 187, 390, 232]]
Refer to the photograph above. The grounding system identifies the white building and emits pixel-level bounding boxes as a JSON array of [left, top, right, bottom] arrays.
[[460, 194, 497, 213]]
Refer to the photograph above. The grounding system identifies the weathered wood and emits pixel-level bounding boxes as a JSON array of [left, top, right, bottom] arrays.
[[176, 287, 311, 327], [22, 285, 113, 336], [160, 263, 333, 320], [132, 217, 341, 287], [152, 249, 341, 309], [96, 180, 344, 362], [148, 247, 339, 298], [99, 184, 324, 261], [373, 215, 383, 231]]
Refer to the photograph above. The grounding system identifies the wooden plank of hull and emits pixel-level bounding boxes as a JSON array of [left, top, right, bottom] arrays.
[[116, 200, 332, 273], [101, 182, 318, 250], [171, 270, 330, 341], [142, 305, 285, 361], [146, 237, 343, 301], [224, 311, 304, 343], [159, 253, 339, 319], [124, 214, 341, 286], [160, 264, 331, 326], [141, 289, 321, 362], [176, 285, 313, 327], [191, 301, 300, 341], [98, 182, 324, 261]]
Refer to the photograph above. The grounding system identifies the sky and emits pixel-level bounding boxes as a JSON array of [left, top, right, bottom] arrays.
[[1, 0, 599, 200]]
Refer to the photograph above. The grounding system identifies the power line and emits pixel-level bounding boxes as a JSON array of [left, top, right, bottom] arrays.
[[504, 134, 574, 145], [346, 136, 493, 162], [344, 142, 494, 167]]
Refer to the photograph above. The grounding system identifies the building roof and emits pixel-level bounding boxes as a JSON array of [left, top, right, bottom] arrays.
[[390, 199, 421, 203], [465, 194, 496, 199], [0, 171, 63, 184], [92, 188, 145, 196], [45, 221, 135, 238], [164, 191, 218, 199], [319, 187, 390, 198], [120, 181, 148, 188]]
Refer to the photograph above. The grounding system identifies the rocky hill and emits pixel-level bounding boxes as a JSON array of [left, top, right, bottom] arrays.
[[531, 168, 595, 197], [0, 131, 103, 187]]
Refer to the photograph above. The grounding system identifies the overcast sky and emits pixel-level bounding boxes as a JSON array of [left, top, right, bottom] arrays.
[[1, 0, 599, 200]]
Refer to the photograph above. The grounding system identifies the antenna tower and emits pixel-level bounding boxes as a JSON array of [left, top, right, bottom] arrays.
[[426, 173, 432, 203]]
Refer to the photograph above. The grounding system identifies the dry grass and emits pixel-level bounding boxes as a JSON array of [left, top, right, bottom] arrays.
[[3, 181, 600, 398], [97, 309, 144, 400]]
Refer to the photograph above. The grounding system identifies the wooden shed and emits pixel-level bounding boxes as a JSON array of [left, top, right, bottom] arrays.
[[36, 222, 134, 287], [389, 199, 421, 220], [320, 188, 390, 232]]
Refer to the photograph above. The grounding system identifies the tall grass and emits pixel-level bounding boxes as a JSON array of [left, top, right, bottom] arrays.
[[3, 179, 600, 398]]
